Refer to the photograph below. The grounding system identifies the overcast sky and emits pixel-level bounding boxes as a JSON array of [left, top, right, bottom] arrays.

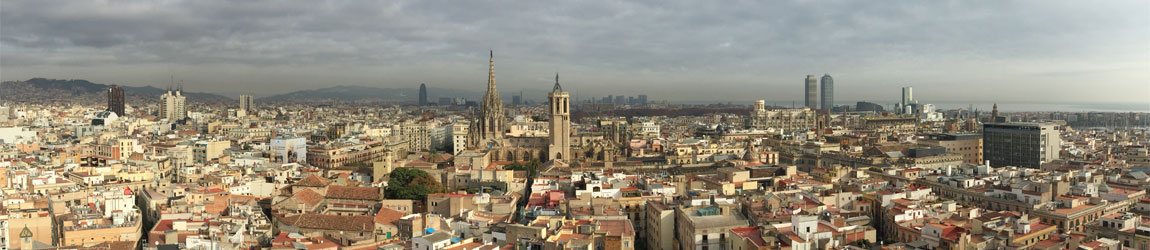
[[2, 0, 1148, 104]]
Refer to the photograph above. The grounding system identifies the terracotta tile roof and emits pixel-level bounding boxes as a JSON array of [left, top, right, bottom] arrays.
[[730, 226, 768, 247], [596, 219, 635, 237], [375, 207, 406, 225], [325, 185, 382, 201], [293, 214, 375, 232], [292, 188, 325, 207], [296, 174, 330, 187]]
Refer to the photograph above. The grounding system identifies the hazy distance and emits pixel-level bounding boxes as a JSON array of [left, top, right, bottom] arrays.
[[1, 0, 1147, 104]]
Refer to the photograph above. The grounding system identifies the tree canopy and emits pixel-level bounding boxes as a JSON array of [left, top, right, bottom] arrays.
[[384, 167, 441, 201]]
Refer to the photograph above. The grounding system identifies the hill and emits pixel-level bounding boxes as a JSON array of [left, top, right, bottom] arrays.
[[259, 85, 516, 104], [0, 78, 233, 103]]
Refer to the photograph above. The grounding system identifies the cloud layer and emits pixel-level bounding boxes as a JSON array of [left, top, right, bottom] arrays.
[[2, 0, 1148, 104]]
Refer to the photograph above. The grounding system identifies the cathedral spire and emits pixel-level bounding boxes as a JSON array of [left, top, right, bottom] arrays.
[[469, 50, 506, 149], [553, 73, 562, 92], [488, 50, 495, 92], [483, 50, 500, 108]]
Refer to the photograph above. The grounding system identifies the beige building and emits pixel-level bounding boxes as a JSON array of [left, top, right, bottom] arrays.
[[674, 200, 749, 250], [307, 140, 388, 168], [644, 200, 676, 250], [747, 101, 817, 133], [193, 140, 231, 164], [921, 133, 983, 164], [1, 197, 55, 249]]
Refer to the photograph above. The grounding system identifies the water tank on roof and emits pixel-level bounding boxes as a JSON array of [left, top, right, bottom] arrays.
[[425, 228, 435, 234]]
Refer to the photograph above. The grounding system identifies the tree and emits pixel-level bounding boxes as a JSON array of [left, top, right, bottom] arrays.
[[502, 160, 541, 178], [384, 167, 441, 201]]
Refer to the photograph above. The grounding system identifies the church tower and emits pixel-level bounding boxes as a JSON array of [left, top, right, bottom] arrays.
[[991, 103, 1000, 123], [468, 51, 506, 149], [548, 74, 571, 161]]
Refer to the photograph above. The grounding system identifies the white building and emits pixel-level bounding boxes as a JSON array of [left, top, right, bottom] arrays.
[[0, 127, 37, 144], [270, 137, 307, 164], [447, 122, 469, 155], [159, 88, 187, 122]]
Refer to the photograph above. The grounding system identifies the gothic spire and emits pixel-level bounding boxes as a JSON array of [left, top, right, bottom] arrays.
[[483, 50, 500, 108], [553, 73, 562, 92]]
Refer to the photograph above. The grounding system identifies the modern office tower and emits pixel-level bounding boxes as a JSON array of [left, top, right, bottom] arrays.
[[467, 50, 505, 149], [820, 74, 834, 112], [512, 95, 522, 107], [107, 85, 124, 116], [897, 86, 917, 114], [159, 84, 187, 122], [804, 75, 818, 109], [548, 74, 571, 161], [982, 122, 1062, 168], [418, 83, 428, 106], [638, 95, 648, 105], [238, 94, 254, 115], [615, 95, 625, 105], [901, 87, 913, 105]]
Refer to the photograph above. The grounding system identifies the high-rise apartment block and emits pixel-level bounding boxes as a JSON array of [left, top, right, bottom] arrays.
[[982, 122, 1061, 168], [239, 94, 254, 116], [159, 86, 187, 122]]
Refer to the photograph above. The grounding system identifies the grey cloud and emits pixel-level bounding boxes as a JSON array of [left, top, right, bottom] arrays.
[[1, 0, 1147, 103]]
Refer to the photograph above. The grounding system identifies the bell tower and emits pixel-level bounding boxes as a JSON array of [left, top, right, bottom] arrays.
[[548, 73, 571, 161]]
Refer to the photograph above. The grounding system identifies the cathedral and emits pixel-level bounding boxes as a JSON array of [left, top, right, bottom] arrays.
[[466, 51, 573, 163]]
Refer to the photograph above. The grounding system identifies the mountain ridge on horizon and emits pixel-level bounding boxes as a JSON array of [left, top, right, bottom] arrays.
[[0, 78, 556, 104]]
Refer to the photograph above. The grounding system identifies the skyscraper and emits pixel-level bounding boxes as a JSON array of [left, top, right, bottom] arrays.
[[901, 87, 914, 105], [900, 86, 914, 114], [159, 83, 187, 122], [239, 94, 254, 116], [548, 74, 571, 161], [804, 75, 818, 109], [418, 83, 428, 106], [819, 74, 834, 112], [467, 51, 505, 149], [107, 85, 124, 116]]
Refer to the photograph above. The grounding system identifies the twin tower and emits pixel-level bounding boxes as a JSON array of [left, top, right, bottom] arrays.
[[468, 51, 571, 162]]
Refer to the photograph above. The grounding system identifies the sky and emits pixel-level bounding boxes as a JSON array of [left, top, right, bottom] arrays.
[[2, 0, 1148, 105]]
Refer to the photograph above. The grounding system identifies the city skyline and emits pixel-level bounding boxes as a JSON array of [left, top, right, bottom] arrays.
[[2, 0, 1147, 104]]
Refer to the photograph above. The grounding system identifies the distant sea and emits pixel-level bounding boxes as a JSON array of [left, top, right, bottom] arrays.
[[925, 102, 1150, 113], [672, 100, 1150, 113]]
